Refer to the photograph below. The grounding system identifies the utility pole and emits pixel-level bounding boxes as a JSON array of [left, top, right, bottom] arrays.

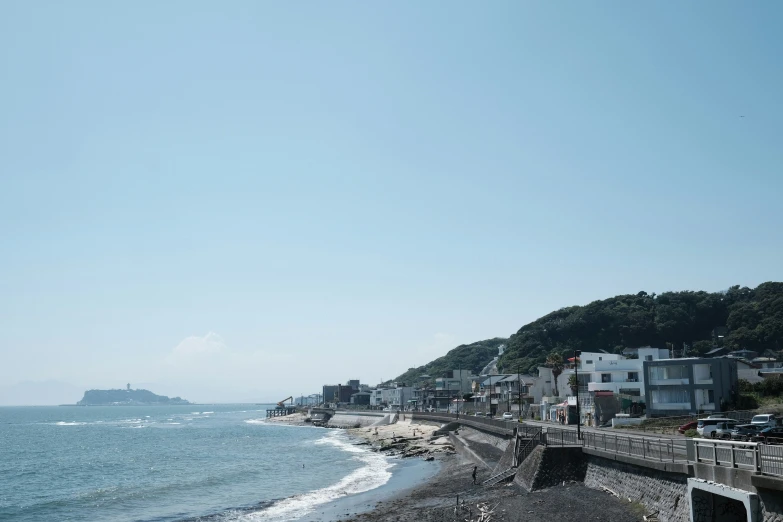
[[575, 350, 582, 440], [517, 365, 522, 420], [457, 368, 461, 416]]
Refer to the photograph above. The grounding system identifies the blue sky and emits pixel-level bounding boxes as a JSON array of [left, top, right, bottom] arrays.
[[1, 2, 781, 404]]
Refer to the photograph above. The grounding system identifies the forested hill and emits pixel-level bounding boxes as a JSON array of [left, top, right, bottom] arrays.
[[393, 338, 507, 385], [499, 282, 783, 375], [76, 388, 190, 405]]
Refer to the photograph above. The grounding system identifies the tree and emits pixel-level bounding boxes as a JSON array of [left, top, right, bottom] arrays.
[[545, 353, 564, 395]]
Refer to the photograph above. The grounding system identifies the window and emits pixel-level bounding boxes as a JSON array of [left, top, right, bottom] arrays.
[[586, 360, 593, 364], [708, 390, 714, 403], [601, 374, 611, 383], [645, 355, 653, 361], [599, 357, 603, 361], [627, 372, 639, 382], [651, 388, 690, 404], [649, 365, 688, 380]]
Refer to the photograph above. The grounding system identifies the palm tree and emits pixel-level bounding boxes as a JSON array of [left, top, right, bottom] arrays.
[[545, 353, 564, 396]]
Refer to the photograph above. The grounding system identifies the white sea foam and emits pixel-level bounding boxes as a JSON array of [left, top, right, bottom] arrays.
[[54, 421, 87, 426], [237, 431, 394, 521], [244, 419, 267, 425], [202, 411, 214, 414]]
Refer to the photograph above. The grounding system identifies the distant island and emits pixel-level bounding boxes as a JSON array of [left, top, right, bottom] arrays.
[[76, 385, 190, 406]]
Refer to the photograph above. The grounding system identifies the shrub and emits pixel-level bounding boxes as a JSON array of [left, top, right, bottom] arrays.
[[684, 429, 699, 438]]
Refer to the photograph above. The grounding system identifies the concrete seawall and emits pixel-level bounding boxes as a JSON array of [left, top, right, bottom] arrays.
[[327, 412, 391, 428]]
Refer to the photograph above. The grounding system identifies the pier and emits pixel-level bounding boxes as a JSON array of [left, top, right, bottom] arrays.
[[266, 407, 297, 417]]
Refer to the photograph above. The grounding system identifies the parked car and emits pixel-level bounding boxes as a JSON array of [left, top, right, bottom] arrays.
[[697, 418, 738, 438], [473, 412, 485, 417], [678, 421, 698, 434], [730, 424, 764, 442], [750, 414, 781, 428], [750, 427, 783, 444], [502, 412, 513, 420], [713, 421, 738, 440]]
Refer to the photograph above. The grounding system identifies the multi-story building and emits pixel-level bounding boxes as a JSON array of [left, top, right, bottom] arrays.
[[587, 347, 670, 398], [370, 387, 394, 407], [389, 386, 414, 410], [497, 374, 539, 414], [643, 357, 738, 417]]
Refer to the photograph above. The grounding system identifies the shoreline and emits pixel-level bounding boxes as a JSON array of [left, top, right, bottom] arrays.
[[264, 413, 647, 522], [259, 412, 453, 521]]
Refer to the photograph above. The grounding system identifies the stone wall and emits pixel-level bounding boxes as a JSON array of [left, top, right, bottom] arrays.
[[759, 489, 783, 522], [491, 435, 519, 475], [513, 447, 586, 492], [514, 445, 545, 492], [583, 454, 689, 522]]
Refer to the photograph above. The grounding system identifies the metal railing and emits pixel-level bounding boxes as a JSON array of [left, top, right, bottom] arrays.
[[411, 413, 783, 478], [544, 427, 580, 446], [693, 439, 759, 470], [516, 429, 543, 466], [582, 431, 684, 462], [759, 444, 783, 477]]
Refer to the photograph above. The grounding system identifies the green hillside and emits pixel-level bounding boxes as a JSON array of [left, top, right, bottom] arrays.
[[77, 388, 190, 405], [499, 282, 783, 374], [391, 283, 782, 383], [393, 338, 507, 385]]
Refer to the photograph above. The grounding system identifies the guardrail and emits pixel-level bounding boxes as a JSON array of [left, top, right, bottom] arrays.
[[759, 444, 783, 477], [545, 427, 580, 446], [410, 414, 783, 478], [694, 439, 759, 470], [583, 431, 683, 462]]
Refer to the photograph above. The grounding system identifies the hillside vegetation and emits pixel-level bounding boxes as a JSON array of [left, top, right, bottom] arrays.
[[391, 283, 783, 383], [393, 338, 507, 385], [77, 388, 190, 405], [499, 282, 783, 374]]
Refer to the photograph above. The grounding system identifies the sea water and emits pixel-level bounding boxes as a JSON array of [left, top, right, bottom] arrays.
[[0, 405, 412, 521]]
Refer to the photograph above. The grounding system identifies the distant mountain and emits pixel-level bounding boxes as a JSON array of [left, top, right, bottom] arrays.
[[392, 338, 507, 385], [76, 388, 190, 406], [0, 380, 85, 406]]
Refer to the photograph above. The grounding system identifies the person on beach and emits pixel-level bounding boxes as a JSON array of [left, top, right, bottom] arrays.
[[472, 466, 477, 485]]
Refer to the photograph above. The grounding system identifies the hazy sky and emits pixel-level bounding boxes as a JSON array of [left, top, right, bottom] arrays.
[[1, 2, 781, 404]]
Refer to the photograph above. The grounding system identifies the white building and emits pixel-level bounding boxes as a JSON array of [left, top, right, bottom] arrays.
[[369, 388, 394, 407], [557, 347, 670, 399]]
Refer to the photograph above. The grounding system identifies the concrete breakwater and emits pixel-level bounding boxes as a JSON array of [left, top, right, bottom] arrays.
[[327, 412, 393, 428]]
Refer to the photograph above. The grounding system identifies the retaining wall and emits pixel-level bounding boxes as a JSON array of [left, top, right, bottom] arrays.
[[327, 413, 386, 428], [583, 454, 689, 522], [513, 447, 586, 492]]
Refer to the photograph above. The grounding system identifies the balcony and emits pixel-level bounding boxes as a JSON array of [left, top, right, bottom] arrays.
[[648, 378, 689, 386], [588, 381, 643, 394], [593, 360, 643, 372]]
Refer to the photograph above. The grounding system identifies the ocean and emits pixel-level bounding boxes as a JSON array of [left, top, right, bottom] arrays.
[[0, 405, 436, 521]]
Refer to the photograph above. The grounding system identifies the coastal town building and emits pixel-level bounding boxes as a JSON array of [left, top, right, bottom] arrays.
[[350, 391, 371, 405], [643, 357, 738, 417]]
